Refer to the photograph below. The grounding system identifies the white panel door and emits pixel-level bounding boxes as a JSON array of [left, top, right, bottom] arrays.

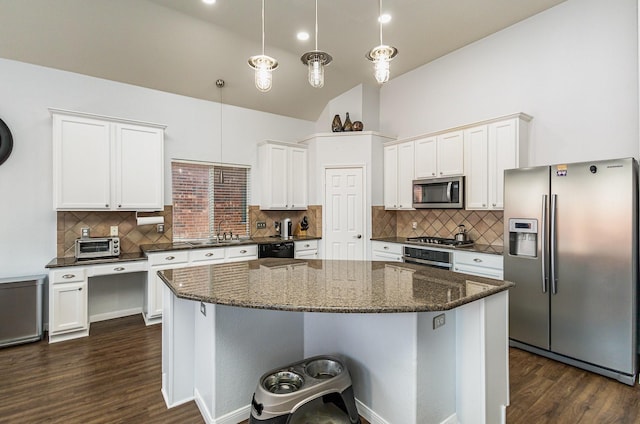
[[324, 167, 365, 261]]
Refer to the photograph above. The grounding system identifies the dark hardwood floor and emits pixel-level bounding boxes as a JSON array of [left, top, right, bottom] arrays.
[[2, 315, 640, 423]]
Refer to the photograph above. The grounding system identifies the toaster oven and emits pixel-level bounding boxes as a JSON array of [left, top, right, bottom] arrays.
[[75, 236, 120, 259]]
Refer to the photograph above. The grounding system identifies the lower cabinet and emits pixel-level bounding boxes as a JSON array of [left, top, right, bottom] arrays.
[[50, 281, 87, 335], [294, 239, 319, 259], [371, 241, 403, 262], [453, 251, 503, 280], [145, 245, 258, 325]]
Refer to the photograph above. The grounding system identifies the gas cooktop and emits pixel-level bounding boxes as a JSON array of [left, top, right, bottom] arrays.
[[406, 236, 474, 247]]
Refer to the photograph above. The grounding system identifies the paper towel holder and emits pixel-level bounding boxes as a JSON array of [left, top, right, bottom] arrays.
[[135, 211, 164, 226]]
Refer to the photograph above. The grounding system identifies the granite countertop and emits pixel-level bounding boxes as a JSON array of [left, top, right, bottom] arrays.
[[371, 237, 504, 256], [140, 235, 322, 254], [159, 258, 513, 313], [46, 252, 148, 268]]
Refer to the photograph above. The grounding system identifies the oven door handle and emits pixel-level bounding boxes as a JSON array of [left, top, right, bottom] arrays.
[[403, 257, 452, 269]]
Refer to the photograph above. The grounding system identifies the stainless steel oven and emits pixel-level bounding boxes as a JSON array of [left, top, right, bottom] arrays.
[[412, 176, 464, 209], [403, 246, 452, 270]]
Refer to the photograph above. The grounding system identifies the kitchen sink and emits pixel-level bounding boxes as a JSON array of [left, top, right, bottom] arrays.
[[187, 238, 249, 247]]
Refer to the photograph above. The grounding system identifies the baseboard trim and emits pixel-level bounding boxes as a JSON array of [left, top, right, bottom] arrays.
[[90, 307, 142, 323], [355, 399, 389, 424]]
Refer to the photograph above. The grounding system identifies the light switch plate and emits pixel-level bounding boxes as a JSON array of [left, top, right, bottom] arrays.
[[110, 226, 118, 236]]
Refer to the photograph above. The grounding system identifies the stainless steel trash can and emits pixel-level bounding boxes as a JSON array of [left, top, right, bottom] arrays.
[[0, 274, 45, 347]]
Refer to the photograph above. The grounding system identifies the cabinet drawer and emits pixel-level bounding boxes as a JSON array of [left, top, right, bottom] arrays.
[[371, 241, 403, 255], [454, 251, 503, 270], [295, 239, 318, 252], [226, 244, 258, 260], [190, 247, 226, 263], [50, 268, 86, 284], [91, 261, 147, 276], [148, 251, 189, 266]]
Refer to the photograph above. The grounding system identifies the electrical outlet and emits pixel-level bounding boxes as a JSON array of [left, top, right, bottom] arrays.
[[433, 313, 446, 329], [200, 302, 206, 317], [81, 227, 90, 238], [412, 222, 418, 230], [157, 223, 165, 233], [110, 226, 118, 236], [256, 221, 266, 229]]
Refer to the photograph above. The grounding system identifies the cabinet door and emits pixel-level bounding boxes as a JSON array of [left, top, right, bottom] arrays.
[[261, 144, 288, 209], [51, 282, 87, 334], [465, 125, 489, 209], [152, 275, 164, 318], [383, 145, 399, 209], [489, 119, 517, 209], [437, 130, 464, 176], [115, 123, 164, 210], [289, 147, 308, 209], [53, 114, 111, 210], [397, 142, 415, 209], [414, 137, 437, 178]]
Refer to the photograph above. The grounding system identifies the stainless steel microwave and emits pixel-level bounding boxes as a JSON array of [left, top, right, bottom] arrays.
[[412, 176, 464, 209], [75, 236, 120, 259]]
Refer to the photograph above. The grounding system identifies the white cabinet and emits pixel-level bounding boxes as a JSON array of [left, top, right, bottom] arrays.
[[371, 241, 403, 262], [259, 141, 308, 210], [51, 109, 165, 211], [414, 131, 464, 179], [49, 268, 88, 341], [384, 142, 414, 210], [465, 114, 531, 210], [453, 251, 503, 280], [295, 239, 319, 259], [144, 245, 258, 324]]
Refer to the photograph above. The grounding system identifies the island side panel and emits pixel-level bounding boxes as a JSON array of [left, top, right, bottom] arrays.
[[193, 303, 305, 422], [303, 312, 420, 424]]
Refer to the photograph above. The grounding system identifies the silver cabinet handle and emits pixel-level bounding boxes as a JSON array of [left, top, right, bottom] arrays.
[[166, 256, 175, 260], [118, 204, 122, 208], [114, 267, 125, 271], [62, 274, 75, 279], [383, 246, 389, 250], [205, 253, 214, 257], [355, 234, 362, 239], [78, 287, 83, 291], [473, 258, 482, 263], [305, 244, 310, 248], [432, 172, 436, 176], [240, 250, 247, 254], [105, 204, 109, 208]]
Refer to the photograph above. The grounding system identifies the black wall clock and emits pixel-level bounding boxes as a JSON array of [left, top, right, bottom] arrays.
[[0, 118, 13, 166]]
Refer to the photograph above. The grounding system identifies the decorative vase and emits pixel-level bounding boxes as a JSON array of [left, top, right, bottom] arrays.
[[352, 121, 364, 131], [342, 112, 353, 132], [331, 114, 343, 132]]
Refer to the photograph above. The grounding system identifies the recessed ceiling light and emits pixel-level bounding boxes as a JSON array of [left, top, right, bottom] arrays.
[[202, 0, 216, 5], [378, 13, 391, 24], [297, 31, 310, 41]]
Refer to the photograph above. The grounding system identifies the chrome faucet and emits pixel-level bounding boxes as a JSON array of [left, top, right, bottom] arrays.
[[216, 220, 228, 241]]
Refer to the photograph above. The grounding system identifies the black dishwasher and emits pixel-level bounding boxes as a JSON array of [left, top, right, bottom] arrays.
[[258, 242, 295, 258]]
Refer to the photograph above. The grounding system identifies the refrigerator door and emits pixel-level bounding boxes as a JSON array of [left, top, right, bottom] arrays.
[[550, 158, 637, 375], [504, 166, 550, 349]]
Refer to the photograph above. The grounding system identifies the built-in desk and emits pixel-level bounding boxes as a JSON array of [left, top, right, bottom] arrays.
[[159, 258, 513, 424]]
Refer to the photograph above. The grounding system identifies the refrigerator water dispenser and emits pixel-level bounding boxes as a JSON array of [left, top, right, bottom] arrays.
[[508, 218, 537, 257]]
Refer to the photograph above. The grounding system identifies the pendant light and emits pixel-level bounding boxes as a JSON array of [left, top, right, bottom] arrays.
[[248, 0, 278, 92], [366, 0, 398, 84], [300, 0, 332, 88]]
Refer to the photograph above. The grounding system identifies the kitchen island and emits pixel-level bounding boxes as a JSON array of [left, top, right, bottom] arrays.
[[159, 258, 513, 424]]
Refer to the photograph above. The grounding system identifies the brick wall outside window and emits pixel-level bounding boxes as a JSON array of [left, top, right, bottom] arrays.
[[172, 161, 249, 240]]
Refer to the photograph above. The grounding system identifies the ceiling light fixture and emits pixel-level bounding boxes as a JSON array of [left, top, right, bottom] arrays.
[[366, 0, 398, 84], [202, 0, 216, 4], [248, 0, 278, 92], [300, 0, 332, 88]]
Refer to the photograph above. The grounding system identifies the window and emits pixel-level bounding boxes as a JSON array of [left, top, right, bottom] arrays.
[[171, 160, 250, 240]]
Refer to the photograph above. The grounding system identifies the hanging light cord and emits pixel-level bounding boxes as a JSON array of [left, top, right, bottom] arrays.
[[314, 0, 319, 51], [378, 0, 383, 45], [261, 0, 266, 55]]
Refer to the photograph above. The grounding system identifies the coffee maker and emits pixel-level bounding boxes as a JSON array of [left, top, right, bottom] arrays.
[[282, 218, 292, 239]]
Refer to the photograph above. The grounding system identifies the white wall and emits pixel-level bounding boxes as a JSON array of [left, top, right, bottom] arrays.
[[380, 0, 639, 166], [0, 58, 313, 278]]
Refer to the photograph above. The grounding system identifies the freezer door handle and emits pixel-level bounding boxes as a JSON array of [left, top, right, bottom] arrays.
[[550, 193, 558, 294], [541, 194, 548, 293]]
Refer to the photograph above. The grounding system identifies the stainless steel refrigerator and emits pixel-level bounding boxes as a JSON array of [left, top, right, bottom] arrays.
[[504, 157, 638, 385]]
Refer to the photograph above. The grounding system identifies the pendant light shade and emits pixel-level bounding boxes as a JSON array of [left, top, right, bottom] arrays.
[[248, 0, 278, 92], [367, 0, 397, 84], [301, 0, 332, 88]]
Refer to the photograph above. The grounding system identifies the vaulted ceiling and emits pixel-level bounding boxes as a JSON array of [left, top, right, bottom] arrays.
[[0, 0, 566, 121]]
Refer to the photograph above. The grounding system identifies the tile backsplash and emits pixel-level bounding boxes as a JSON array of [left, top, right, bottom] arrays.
[[57, 206, 173, 257], [249, 205, 322, 238], [372, 206, 504, 246]]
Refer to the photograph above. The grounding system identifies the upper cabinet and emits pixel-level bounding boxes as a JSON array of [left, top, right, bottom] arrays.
[[259, 141, 308, 210], [52, 109, 165, 211], [465, 114, 531, 210], [414, 131, 464, 179], [384, 141, 414, 210]]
